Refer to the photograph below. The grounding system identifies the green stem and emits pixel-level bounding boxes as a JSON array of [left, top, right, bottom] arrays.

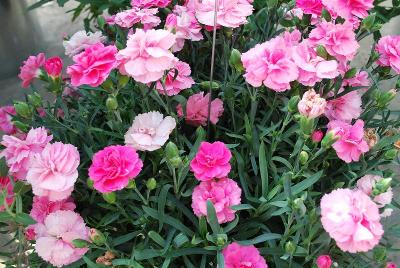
[[134, 188, 148, 205]]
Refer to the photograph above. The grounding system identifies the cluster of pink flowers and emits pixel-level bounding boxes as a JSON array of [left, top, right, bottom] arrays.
[[113, 7, 161, 30], [222, 242, 268, 267]]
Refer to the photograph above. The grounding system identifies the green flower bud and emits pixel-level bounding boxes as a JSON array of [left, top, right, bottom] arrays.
[[321, 131, 339, 149], [316, 45, 329, 59], [299, 151, 309, 165], [288, 95, 300, 113], [101, 79, 114, 92], [373, 247, 386, 262], [299, 116, 314, 136], [374, 178, 392, 193], [196, 126, 206, 141], [165, 142, 179, 160], [89, 228, 106, 246], [293, 198, 306, 216], [146, 178, 157, 191], [285, 241, 296, 255], [118, 75, 130, 88], [361, 13, 376, 31], [169, 156, 182, 168], [102, 192, 116, 204], [126, 180, 137, 189], [87, 178, 94, 189], [13, 121, 29, 132], [216, 234, 227, 247], [27, 92, 42, 107], [200, 81, 220, 90], [229, 49, 244, 72], [344, 68, 358, 79], [106, 97, 118, 110], [14, 101, 32, 119], [384, 149, 398, 160], [72, 239, 89, 248], [375, 89, 396, 108]]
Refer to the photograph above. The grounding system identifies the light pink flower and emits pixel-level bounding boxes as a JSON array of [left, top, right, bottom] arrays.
[[26, 142, 80, 201], [381, 208, 393, 218], [88, 145, 143, 193], [177, 92, 223, 126], [63, 31, 106, 57], [325, 91, 362, 122], [131, 0, 171, 8], [328, 120, 369, 163], [322, 0, 373, 19], [312, 130, 324, 143], [296, 0, 323, 15], [343, 70, 370, 88], [30, 196, 76, 224], [0, 127, 53, 180], [298, 89, 327, 119], [0, 106, 17, 135], [357, 175, 393, 207], [18, 53, 45, 88], [165, 5, 203, 52], [222, 242, 267, 268], [316, 255, 332, 268], [156, 61, 195, 95], [192, 178, 241, 224], [117, 29, 177, 83], [190, 141, 231, 181], [67, 43, 118, 87], [0, 177, 14, 211], [44, 56, 63, 77], [376, 35, 400, 74], [241, 34, 299, 91], [195, 0, 253, 28], [114, 8, 161, 30], [125, 111, 176, 151], [321, 189, 383, 253], [309, 21, 359, 61], [35, 210, 89, 267]]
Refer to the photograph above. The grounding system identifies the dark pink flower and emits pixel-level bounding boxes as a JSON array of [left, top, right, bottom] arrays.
[[222, 242, 268, 268], [296, 0, 323, 15], [44, 56, 63, 77], [316, 255, 332, 268]]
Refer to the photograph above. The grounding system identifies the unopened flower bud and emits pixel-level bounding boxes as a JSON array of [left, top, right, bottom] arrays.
[[321, 131, 339, 149], [165, 142, 179, 160], [374, 178, 392, 193], [89, 228, 106, 245], [288, 95, 300, 113], [146, 178, 157, 190], [101, 79, 114, 92], [216, 234, 227, 247], [293, 198, 306, 216], [299, 116, 314, 136], [72, 239, 89, 248], [316, 255, 332, 268], [361, 13, 376, 31], [311, 130, 324, 143], [106, 97, 118, 110], [299, 151, 309, 165], [126, 180, 137, 189], [200, 81, 220, 90], [102, 192, 116, 204], [285, 241, 296, 255], [196, 126, 206, 141], [384, 149, 398, 160], [27, 92, 42, 107], [373, 247, 386, 262], [14, 101, 32, 119], [229, 49, 244, 72]]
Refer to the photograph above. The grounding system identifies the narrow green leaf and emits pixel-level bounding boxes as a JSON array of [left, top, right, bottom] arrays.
[[207, 201, 221, 235], [15, 213, 36, 226], [238, 233, 281, 245], [259, 141, 268, 198], [217, 251, 225, 268]]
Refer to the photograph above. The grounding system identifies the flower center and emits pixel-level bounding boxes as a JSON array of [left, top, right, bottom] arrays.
[[136, 127, 156, 136]]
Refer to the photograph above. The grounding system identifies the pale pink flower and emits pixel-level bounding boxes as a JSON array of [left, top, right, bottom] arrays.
[[35, 210, 89, 267], [357, 175, 393, 207], [0, 106, 17, 135], [328, 120, 369, 163], [0, 177, 14, 211], [30, 196, 76, 224], [195, 0, 253, 28], [322, 0, 373, 19], [114, 8, 161, 30], [376, 35, 400, 74], [222, 242, 267, 268], [190, 141, 231, 181], [176, 92, 223, 126], [44, 56, 63, 77], [241, 35, 299, 91], [316, 255, 332, 268], [381, 208, 393, 218], [26, 142, 80, 201], [165, 5, 203, 52], [321, 189, 383, 253], [296, 0, 323, 15], [63, 31, 106, 57], [67, 43, 118, 87], [156, 61, 195, 95], [309, 21, 359, 61], [125, 111, 176, 151], [117, 29, 177, 83], [192, 178, 241, 223], [131, 0, 171, 8], [18, 53, 45, 88], [343, 70, 370, 88], [298, 89, 327, 119], [0, 127, 53, 180], [88, 145, 143, 193], [312, 130, 324, 143], [325, 91, 362, 122]]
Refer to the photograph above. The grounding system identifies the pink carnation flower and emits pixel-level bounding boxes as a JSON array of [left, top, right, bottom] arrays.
[[165, 5, 203, 52], [312, 130, 324, 143], [321, 189, 383, 253], [35, 210, 89, 267], [316, 255, 332, 268], [195, 0, 253, 28], [131, 0, 171, 8], [156, 61, 195, 96], [177, 92, 224, 126], [309, 21, 359, 61], [44, 56, 63, 77], [0, 127, 53, 180], [192, 178, 241, 223], [30, 196, 76, 224], [328, 120, 369, 163], [117, 29, 177, 83], [357, 175, 393, 207], [298, 89, 327, 119], [63, 31, 106, 57], [222, 242, 268, 268], [343, 70, 370, 88], [190, 141, 231, 181], [88, 145, 143, 193], [125, 111, 176, 151], [376, 35, 400, 74], [322, 0, 373, 19], [26, 142, 80, 201], [0, 177, 14, 211], [241, 34, 299, 91], [325, 91, 362, 122], [67, 43, 118, 87], [296, 0, 323, 15], [387, 263, 398, 268], [18, 53, 45, 88], [114, 7, 161, 30], [0, 106, 17, 135]]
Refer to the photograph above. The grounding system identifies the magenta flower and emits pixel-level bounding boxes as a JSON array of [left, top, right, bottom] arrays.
[[316, 255, 332, 268], [222, 242, 268, 268], [190, 141, 231, 181], [0, 106, 17, 135], [114, 7, 161, 30], [18, 53, 45, 88], [156, 61, 195, 96], [298, 89, 327, 119], [89, 145, 143, 193], [312, 130, 324, 143], [296, 0, 323, 15], [44, 56, 63, 77], [376, 35, 400, 74], [192, 178, 241, 224]]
